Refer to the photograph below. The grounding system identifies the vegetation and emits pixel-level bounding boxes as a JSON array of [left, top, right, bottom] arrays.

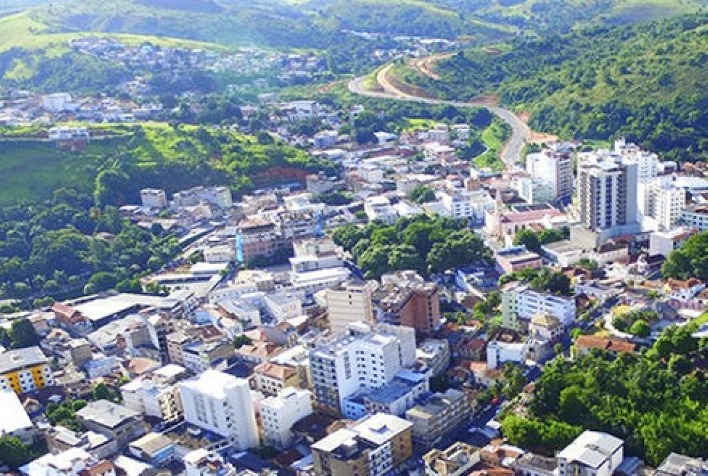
[[405, 14, 708, 162], [46, 399, 87, 432], [0, 436, 44, 470], [0, 190, 181, 304], [512, 227, 569, 254], [0, 318, 41, 349], [0, 123, 335, 206], [332, 215, 491, 279], [409, 186, 436, 204], [499, 267, 573, 296], [612, 308, 658, 335], [662, 230, 708, 281], [505, 320, 708, 464]]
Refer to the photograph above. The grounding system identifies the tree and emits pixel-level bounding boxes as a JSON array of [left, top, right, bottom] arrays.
[[0, 436, 36, 469], [662, 231, 708, 280], [233, 334, 252, 349], [9, 319, 41, 349], [513, 229, 541, 253], [629, 319, 651, 338], [93, 383, 120, 403], [409, 186, 436, 204]]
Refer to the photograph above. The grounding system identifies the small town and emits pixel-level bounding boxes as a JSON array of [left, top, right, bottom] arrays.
[[0, 88, 706, 476]]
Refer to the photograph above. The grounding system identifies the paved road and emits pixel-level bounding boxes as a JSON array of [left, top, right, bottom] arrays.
[[348, 64, 530, 169]]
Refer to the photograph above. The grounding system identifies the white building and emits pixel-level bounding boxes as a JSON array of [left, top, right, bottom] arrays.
[[486, 340, 528, 369], [290, 237, 343, 273], [638, 177, 686, 231], [178, 370, 259, 450], [558, 431, 624, 476], [309, 321, 416, 414], [140, 189, 168, 209], [259, 388, 313, 450], [120, 378, 183, 423], [0, 390, 33, 443], [364, 195, 398, 224], [613, 137, 659, 181], [27, 448, 109, 476], [525, 147, 574, 200], [173, 186, 233, 208], [516, 176, 555, 205], [680, 204, 708, 231], [203, 245, 236, 263], [649, 227, 697, 258], [326, 279, 374, 335], [263, 292, 303, 322], [502, 284, 576, 330], [42, 93, 74, 112], [183, 449, 237, 476], [439, 189, 495, 221]]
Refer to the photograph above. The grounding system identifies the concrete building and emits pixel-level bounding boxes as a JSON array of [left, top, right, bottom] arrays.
[[525, 147, 574, 201], [183, 449, 237, 476], [76, 400, 146, 449], [253, 362, 301, 396], [517, 177, 555, 205], [655, 453, 708, 476], [613, 137, 659, 181], [375, 273, 441, 334], [326, 279, 374, 335], [495, 246, 543, 274], [263, 292, 303, 322], [120, 378, 183, 423], [405, 389, 471, 448], [502, 283, 576, 330], [487, 340, 528, 369], [557, 431, 623, 476], [342, 372, 429, 420], [423, 442, 481, 476], [173, 186, 233, 209], [27, 448, 113, 476], [140, 189, 168, 209], [679, 204, 708, 231], [638, 177, 686, 231], [0, 346, 54, 394], [290, 237, 343, 273], [576, 151, 640, 244], [259, 387, 313, 450], [311, 413, 413, 476], [309, 322, 416, 415], [439, 190, 495, 221], [178, 370, 258, 450], [649, 227, 698, 258], [0, 390, 34, 443]]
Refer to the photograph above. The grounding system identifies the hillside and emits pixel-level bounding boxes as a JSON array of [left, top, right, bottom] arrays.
[[0, 123, 336, 206], [399, 14, 708, 161]]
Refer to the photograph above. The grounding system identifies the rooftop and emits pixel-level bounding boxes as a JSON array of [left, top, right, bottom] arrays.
[[76, 400, 140, 429], [558, 430, 623, 469], [179, 369, 249, 400], [0, 346, 48, 374], [0, 390, 32, 434]]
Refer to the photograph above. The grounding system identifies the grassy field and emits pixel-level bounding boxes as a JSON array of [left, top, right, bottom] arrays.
[[472, 118, 510, 171]]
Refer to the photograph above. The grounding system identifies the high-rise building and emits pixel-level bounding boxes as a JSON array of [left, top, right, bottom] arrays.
[[309, 322, 416, 415], [260, 387, 313, 450], [326, 279, 374, 335], [178, 370, 259, 450], [525, 147, 574, 201], [405, 389, 471, 448], [613, 137, 659, 181], [374, 273, 441, 335], [576, 152, 640, 242], [311, 413, 413, 476], [638, 177, 686, 231]]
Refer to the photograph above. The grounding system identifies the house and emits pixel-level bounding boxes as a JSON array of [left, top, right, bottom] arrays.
[[665, 278, 705, 301], [573, 336, 637, 358], [558, 431, 623, 476]]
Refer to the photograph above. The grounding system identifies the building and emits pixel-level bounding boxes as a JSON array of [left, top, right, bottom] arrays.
[[326, 279, 374, 335], [253, 362, 302, 396], [27, 448, 114, 476], [576, 151, 640, 244], [613, 137, 660, 180], [638, 177, 686, 231], [42, 92, 73, 112], [309, 322, 416, 415], [0, 390, 33, 443], [260, 387, 313, 450], [173, 186, 233, 208], [573, 336, 637, 358], [120, 378, 183, 423], [342, 372, 429, 420], [290, 237, 343, 273], [525, 147, 574, 201], [486, 340, 528, 369], [375, 273, 441, 334], [0, 346, 54, 394], [416, 339, 451, 377], [679, 204, 708, 231], [183, 449, 237, 476], [311, 413, 413, 476], [516, 177, 555, 205], [263, 292, 303, 322], [528, 314, 563, 342], [405, 389, 471, 448], [502, 283, 576, 330], [495, 246, 543, 274], [557, 430, 623, 476], [649, 227, 698, 258], [541, 240, 584, 267], [655, 453, 708, 476], [178, 369, 259, 450], [236, 217, 280, 263], [76, 400, 146, 449], [439, 190, 495, 221], [128, 432, 176, 466], [423, 442, 481, 476], [140, 189, 168, 209]]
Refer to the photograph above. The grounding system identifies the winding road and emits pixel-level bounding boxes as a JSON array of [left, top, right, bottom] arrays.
[[348, 64, 530, 169]]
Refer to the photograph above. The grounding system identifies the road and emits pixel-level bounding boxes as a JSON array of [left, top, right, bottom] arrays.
[[348, 64, 530, 169]]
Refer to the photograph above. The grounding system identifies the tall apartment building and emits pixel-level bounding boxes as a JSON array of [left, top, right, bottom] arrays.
[[525, 147, 574, 201], [613, 137, 660, 181], [374, 273, 441, 334], [326, 279, 374, 335], [178, 370, 259, 450], [260, 387, 313, 450], [309, 322, 416, 415], [405, 389, 471, 448], [502, 283, 576, 331], [311, 413, 413, 476], [0, 346, 54, 395], [575, 151, 640, 244], [638, 176, 686, 231]]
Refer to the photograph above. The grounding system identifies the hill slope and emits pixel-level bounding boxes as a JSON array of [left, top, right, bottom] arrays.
[[402, 14, 707, 161]]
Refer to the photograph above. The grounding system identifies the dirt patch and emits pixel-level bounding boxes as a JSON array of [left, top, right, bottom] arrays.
[[471, 94, 500, 106], [529, 131, 560, 144], [483, 47, 503, 56], [517, 111, 531, 123]]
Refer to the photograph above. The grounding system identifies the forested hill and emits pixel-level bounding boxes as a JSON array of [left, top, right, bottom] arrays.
[[407, 14, 708, 162]]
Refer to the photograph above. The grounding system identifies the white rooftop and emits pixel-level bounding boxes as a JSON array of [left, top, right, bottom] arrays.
[[0, 390, 32, 435], [179, 369, 248, 399], [558, 430, 623, 469]]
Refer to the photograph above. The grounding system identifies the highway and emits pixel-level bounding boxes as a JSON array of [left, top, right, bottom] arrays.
[[348, 64, 530, 169]]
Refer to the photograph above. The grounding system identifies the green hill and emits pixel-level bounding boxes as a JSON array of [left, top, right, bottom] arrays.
[[0, 123, 336, 206], [400, 14, 708, 162]]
